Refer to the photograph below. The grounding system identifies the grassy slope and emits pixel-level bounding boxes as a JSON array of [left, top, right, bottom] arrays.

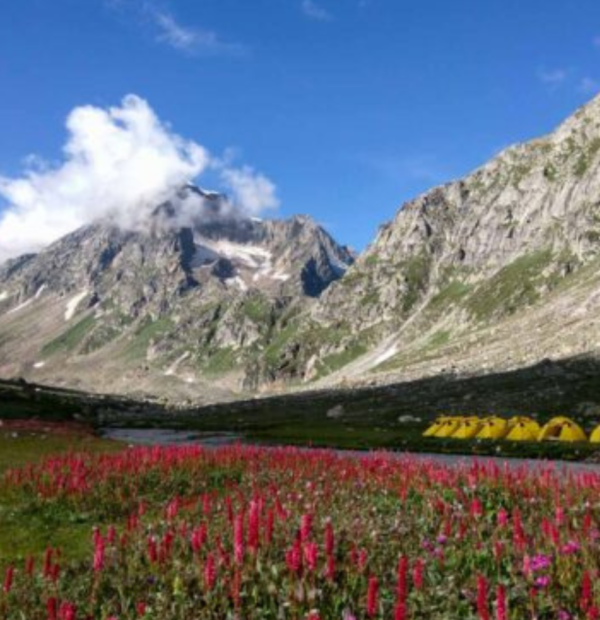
[[0, 430, 122, 565]]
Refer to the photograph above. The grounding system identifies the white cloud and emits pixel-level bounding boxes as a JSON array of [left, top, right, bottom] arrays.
[[0, 95, 279, 262], [538, 68, 568, 87], [150, 9, 245, 56], [220, 166, 280, 216], [301, 0, 332, 21]]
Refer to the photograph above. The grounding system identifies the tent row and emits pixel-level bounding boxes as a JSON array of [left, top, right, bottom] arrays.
[[423, 416, 597, 443]]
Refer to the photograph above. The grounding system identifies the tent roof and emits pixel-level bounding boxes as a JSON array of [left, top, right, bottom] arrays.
[[590, 426, 600, 443], [476, 417, 508, 439], [539, 418, 586, 442], [505, 420, 540, 441]]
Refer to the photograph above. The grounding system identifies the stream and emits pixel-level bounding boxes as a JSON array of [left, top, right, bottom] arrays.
[[100, 427, 600, 474]]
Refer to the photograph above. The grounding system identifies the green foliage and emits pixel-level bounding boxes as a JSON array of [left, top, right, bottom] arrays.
[[81, 324, 122, 354], [465, 250, 553, 321], [427, 281, 471, 314], [573, 137, 600, 177], [123, 317, 173, 361], [339, 269, 366, 287], [543, 163, 557, 181], [364, 254, 380, 267], [41, 315, 96, 357], [263, 321, 301, 365], [427, 329, 451, 349], [401, 253, 432, 313], [315, 338, 369, 378], [360, 289, 380, 306], [203, 347, 239, 375], [241, 296, 272, 323]]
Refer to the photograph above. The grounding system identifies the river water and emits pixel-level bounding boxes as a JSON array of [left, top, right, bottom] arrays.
[[101, 427, 600, 474]]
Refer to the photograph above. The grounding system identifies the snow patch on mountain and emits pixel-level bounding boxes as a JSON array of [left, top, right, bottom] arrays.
[[7, 285, 46, 315], [65, 290, 88, 321]]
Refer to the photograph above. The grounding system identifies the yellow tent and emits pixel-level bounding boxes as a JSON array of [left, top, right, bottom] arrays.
[[505, 417, 540, 442], [423, 417, 448, 437], [434, 417, 464, 438], [452, 417, 483, 439], [476, 416, 509, 440], [590, 425, 600, 443], [538, 417, 587, 442]]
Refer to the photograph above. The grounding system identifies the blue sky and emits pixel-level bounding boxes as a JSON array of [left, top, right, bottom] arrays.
[[1, 0, 600, 252]]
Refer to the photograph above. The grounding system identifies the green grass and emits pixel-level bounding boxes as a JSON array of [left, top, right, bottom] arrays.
[[401, 252, 431, 313], [425, 281, 472, 318], [123, 317, 173, 361], [241, 296, 272, 323], [264, 321, 302, 365], [316, 341, 368, 378], [465, 250, 553, 321], [41, 315, 96, 357], [203, 347, 239, 375], [0, 430, 122, 565], [427, 329, 451, 349]]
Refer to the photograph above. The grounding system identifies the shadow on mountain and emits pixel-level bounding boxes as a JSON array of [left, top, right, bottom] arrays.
[[2, 355, 600, 427]]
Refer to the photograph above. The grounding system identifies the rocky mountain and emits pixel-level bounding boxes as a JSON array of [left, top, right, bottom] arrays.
[[0, 187, 353, 402], [251, 93, 600, 388], [4, 93, 600, 403]]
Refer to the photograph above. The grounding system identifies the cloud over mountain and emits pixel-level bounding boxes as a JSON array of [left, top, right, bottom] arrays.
[[0, 95, 278, 262]]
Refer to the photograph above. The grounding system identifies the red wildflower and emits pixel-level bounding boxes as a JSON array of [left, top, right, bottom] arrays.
[[581, 571, 593, 612], [300, 513, 313, 542], [496, 584, 507, 620], [147, 536, 158, 564], [366, 576, 379, 618], [3, 566, 14, 594], [286, 538, 303, 574], [248, 500, 260, 552], [234, 512, 245, 564], [497, 509, 508, 527], [93, 532, 105, 573], [204, 553, 216, 591], [25, 556, 35, 577], [394, 602, 406, 620], [358, 548, 368, 572], [397, 556, 408, 599], [191, 524, 207, 553], [326, 554, 335, 581], [304, 541, 318, 572], [477, 575, 490, 620], [58, 602, 77, 620], [43, 548, 53, 578], [470, 499, 483, 519], [412, 558, 424, 591], [47, 597, 58, 620]]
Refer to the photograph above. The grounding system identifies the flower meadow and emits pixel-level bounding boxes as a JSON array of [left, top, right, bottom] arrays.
[[1, 445, 600, 619]]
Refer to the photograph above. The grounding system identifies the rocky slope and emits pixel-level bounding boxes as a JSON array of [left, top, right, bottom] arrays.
[[254, 93, 600, 388], [0, 187, 353, 402]]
